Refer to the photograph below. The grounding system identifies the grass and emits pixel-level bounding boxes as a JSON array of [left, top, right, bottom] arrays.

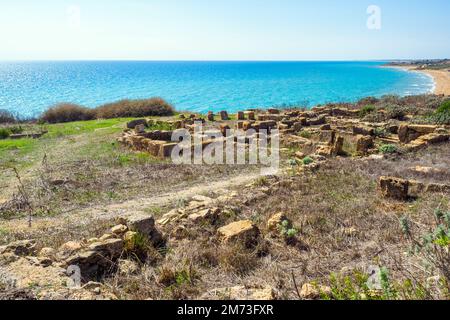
[[0, 118, 132, 170]]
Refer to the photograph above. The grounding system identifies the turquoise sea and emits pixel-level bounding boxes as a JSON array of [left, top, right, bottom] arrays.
[[0, 61, 435, 118]]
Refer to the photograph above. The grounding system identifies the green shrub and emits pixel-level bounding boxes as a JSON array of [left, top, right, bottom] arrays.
[[40, 103, 95, 123], [379, 144, 398, 154], [400, 209, 450, 286], [373, 127, 388, 138], [0, 128, 10, 139], [95, 97, 174, 119], [436, 100, 450, 114], [299, 131, 312, 139], [302, 156, 314, 165], [359, 105, 376, 118], [429, 100, 450, 125]]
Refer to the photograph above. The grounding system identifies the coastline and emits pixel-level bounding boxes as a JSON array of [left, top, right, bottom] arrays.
[[387, 65, 450, 96]]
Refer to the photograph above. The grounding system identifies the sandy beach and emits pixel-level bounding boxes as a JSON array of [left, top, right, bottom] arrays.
[[392, 65, 450, 96], [420, 69, 450, 95]]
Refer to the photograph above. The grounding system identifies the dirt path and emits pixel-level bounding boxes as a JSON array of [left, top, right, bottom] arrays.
[[0, 170, 263, 234]]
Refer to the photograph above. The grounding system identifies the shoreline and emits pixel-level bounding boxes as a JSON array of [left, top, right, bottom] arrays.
[[387, 65, 450, 96]]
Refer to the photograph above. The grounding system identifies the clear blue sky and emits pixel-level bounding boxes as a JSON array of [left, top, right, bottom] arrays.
[[0, 0, 449, 60]]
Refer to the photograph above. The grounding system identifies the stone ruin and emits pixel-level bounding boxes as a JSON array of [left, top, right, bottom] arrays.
[[118, 107, 450, 167]]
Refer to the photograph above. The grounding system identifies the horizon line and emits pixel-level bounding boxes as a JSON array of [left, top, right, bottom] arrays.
[[0, 58, 448, 63]]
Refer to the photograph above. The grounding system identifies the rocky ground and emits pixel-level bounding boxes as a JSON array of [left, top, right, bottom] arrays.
[[1, 94, 450, 300]]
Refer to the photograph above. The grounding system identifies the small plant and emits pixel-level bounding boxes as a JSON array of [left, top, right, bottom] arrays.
[[302, 156, 314, 165], [254, 176, 269, 187], [299, 130, 312, 139], [373, 127, 388, 138], [359, 105, 376, 118], [288, 158, 298, 166], [124, 231, 151, 261], [379, 144, 398, 154], [400, 209, 450, 289], [277, 220, 298, 242]]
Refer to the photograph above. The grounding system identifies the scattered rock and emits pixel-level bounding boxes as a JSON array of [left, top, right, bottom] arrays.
[[217, 220, 260, 247], [1, 240, 36, 257], [119, 215, 163, 246], [64, 239, 124, 278], [267, 212, 288, 232], [410, 166, 443, 174], [378, 176, 409, 200], [398, 124, 436, 143], [111, 224, 128, 235], [99, 234, 115, 241], [58, 241, 83, 260], [188, 208, 220, 223], [353, 125, 374, 136], [356, 135, 374, 155], [300, 283, 332, 299], [127, 119, 147, 129]]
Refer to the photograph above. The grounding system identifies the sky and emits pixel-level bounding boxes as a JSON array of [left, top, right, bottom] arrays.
[[0, 0, 449, 61]]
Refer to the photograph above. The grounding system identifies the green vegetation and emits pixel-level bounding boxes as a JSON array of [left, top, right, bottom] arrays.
[[321, 268, 429, 300], [40, 97, 174, 124], [277, 220, 298, 241], [379, 144, 398, 154], [359, 105, 376, 118], [373, 127, 388, 138], [299, 131, 312, 139], [429, 100, 450, 125], [0, 126, 23, 140], [401, 209, 450, 286], [0, 128, 9, 139], [302, 156, 314, 165]]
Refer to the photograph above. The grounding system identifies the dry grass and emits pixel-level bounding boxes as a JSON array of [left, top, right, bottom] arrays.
[[98, 149, 450, 300]]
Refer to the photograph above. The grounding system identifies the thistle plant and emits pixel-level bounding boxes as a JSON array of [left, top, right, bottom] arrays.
[[400, 209, 450, 290]]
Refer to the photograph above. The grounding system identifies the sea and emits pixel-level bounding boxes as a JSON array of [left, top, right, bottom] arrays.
[[0, 61, 435, 118]]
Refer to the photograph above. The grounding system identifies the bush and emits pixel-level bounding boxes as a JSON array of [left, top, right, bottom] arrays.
[[428, 100, 450, 125], [299, 131, 312, 139], [39, 98, 174, 124], [302, 156, 314, 165], [359, 105, 376, 118], [0, 126, 23, 140], [95, 98, 174, 119], [379, 144, 398, 154], [436, 99, 450, 114], [0, 110, 16, 124], [0, 128, 10, 139], [40, 103, 95, 124]]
